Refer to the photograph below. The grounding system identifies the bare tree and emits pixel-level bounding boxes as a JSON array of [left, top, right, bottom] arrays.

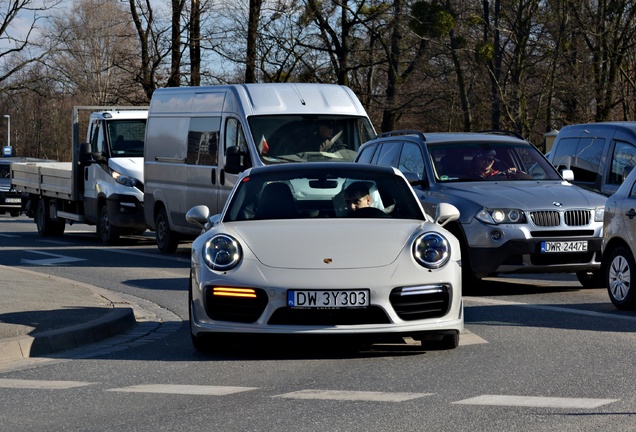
[[128, 0, 172, 99], [47, 0, 143, 104], [0, 0, 63, 94], [573, 0, 636, 122]]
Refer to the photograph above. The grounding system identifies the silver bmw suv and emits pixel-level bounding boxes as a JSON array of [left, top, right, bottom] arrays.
[[355, 130, 607, 290]]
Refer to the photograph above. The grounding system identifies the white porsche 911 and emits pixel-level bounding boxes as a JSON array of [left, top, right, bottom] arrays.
[[186, 162, 463, 352]]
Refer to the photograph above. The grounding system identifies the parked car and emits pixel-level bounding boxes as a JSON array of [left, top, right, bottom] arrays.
[[1, 157, 53, 217], [0, 158, 22, 216], [547, 122, 636, 196], [355, 130, 608, 290], [185, 162, 463, 352], [601, 166, 636, 309]]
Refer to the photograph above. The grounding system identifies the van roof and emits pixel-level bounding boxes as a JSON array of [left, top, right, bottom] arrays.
[[149, 83, 369, 116]]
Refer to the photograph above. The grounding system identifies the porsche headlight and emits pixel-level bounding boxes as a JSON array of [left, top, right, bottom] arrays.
[[203, 234, 242, 270], [413, 232, 450, 269], [476, 208, 525, 224]]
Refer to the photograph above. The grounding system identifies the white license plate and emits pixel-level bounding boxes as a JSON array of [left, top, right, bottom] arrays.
[[4, 198, 20, 203], [541, 240, 588, 253], [287, 289, 370, 308]]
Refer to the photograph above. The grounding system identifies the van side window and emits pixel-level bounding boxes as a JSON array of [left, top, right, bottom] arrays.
[[186, 117, 220, 166], [609, 141, 636, 185], [226, 118, 251, 168]]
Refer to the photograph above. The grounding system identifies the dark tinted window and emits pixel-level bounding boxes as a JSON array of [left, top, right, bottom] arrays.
[[371, 141, 401, 167], [356, 144, 377, 164], [186, 117, 220, 166], [398, 142, 425, 178], [609, 141, 636, 185], [552, 136, 604, 183]]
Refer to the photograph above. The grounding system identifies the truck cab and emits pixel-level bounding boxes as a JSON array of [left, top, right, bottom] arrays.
[[81, 109, 147, 243], [11, 106, 148, 245]]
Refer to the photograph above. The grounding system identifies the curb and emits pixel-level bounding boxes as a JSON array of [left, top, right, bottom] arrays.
[[0, 307, 136, 361]]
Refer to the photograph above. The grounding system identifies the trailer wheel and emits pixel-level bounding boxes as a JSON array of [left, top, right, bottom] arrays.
[[155, 207, 179, 253], [35, 199, 65, 237], [97, 204, 120, 245]]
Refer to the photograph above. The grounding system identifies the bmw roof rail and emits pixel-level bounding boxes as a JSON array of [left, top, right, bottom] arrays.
[[375, 130, 427, 141], [475, 129, 525, 140]]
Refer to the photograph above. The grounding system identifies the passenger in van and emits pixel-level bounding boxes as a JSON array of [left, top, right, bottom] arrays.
[[344, 182, 390, 218], [312, 120, 347, 152]]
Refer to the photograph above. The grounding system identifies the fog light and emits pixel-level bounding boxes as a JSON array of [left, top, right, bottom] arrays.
[[490, 230, 503, 241]]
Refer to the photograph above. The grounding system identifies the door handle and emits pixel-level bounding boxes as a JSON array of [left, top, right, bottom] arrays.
[[626, 208, 636, 219], [211, 168, 216, 185]]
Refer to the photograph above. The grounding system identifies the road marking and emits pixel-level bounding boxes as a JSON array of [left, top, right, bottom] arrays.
[[453, 395, 618, 409], [459, 330, 488, 346], [105, 248, 191, 263], [273, 389, 432, 402], [108, 384, 258, 396], [466, 297, 636, 323], [0, 378, 93, 389], [19, 250, 85, 266]]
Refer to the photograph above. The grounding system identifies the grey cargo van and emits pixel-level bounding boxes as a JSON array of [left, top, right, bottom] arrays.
[[547, 122, 636, 196], [144, 83, 376, 253]]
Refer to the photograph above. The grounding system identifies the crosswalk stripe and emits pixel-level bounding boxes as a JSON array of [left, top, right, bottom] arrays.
[[273, 389, 432, 402], [453, 395, 618, 409], [0, 378, 93, 389], [108, 384, 258, 396]]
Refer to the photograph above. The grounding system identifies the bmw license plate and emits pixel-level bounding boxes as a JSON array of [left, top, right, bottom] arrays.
[[288, 289, 370, 308], [541, 241, 588, 253], [4, 198, 21, 203]]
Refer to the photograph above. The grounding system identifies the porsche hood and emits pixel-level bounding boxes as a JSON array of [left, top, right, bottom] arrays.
[[229, 219, 430, 269]]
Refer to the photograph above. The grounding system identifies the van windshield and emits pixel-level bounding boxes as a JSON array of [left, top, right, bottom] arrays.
[[247, 115, 375, 164]]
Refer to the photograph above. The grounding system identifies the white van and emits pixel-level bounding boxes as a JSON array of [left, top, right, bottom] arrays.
[[144, 83, 376, 252]]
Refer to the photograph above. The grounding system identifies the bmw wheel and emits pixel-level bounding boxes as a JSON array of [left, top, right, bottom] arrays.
[[606, 246, 636, 310]]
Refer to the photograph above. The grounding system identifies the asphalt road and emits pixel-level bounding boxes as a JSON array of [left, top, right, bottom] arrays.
[[1, 214, 635, 432]]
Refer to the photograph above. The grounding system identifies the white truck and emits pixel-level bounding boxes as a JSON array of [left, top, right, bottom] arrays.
[[11, 106, 148, 244]]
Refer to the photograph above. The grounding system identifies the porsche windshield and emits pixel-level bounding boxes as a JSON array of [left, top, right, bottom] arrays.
[[224, 168, 425, 221]]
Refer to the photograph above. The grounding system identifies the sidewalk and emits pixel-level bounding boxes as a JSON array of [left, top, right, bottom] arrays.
[[0, 265, 137, 362]]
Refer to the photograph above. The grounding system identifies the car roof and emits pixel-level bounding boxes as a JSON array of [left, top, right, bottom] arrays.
[[244, 161, 400, 176], [366, 130, 528, 145]]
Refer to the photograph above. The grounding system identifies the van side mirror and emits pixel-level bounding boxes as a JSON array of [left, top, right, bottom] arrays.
[[225, 145, 248, 174]]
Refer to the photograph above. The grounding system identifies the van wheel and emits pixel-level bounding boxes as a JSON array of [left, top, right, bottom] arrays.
[[35, 199, 65, 237], [97, 205, 120, 245], [155, 208, 179, 253]]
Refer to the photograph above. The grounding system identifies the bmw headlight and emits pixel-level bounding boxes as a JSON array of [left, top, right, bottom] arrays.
[[112, 170, 140, 188], [203, 234, 242, 271], [475, 208, 526, 224], [413, 232, 450, 269], [594, 206, 604, 222]]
